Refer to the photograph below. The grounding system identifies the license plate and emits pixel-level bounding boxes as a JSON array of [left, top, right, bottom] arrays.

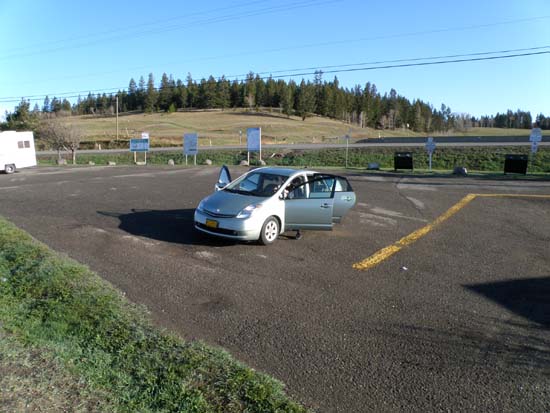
[[205, 219, 218, 229]]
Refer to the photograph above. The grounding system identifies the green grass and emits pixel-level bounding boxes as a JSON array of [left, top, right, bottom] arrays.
[[39, 146, 550, 174], [0, 330, 116, 412], [0, 217, 307, 413]]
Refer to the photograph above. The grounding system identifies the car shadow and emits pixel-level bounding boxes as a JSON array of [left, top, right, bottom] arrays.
[[98, 209, 240, 247], [465, 276, 550, 328]]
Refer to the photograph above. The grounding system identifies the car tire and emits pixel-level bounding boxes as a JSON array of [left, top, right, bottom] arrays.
[[4, 164, 15, 174], [259, 216, 279, 245]]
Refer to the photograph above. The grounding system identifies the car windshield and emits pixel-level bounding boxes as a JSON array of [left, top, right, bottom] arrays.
[[225, 171, 288, 197]]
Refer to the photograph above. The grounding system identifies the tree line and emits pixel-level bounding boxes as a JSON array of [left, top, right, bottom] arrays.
[[3, 71, 549, 132]]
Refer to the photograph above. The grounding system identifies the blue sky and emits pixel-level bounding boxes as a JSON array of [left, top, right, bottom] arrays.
[[0, 0, 549, 120]]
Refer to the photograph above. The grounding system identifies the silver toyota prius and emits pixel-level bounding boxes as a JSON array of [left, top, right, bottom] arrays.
[[194, 166, 356, 244]]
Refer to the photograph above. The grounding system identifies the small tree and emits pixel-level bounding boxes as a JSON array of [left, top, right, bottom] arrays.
[[38, 119, 82, 164]]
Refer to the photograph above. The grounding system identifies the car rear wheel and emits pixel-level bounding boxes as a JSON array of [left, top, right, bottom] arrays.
[[4, 164, 15, 174], [259, 216, 279, 245]]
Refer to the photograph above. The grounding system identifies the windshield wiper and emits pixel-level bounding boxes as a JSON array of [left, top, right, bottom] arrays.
[[225, 188, 252, 195]]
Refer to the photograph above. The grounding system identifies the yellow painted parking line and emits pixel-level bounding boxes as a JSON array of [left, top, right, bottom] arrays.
[[352, 193, 550, 271], [475, 194, 550, 199]]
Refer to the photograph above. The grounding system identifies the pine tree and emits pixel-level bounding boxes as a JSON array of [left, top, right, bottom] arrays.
[[174, 79, 187, 109], [43, 96, 51, 113], [281, 81, 295, 117], [158, 73, 172, 112], [128, 78, 137, 110], [295, 80, 316, 121], [137, 76, 146, 111], [145, 73, 157, 113], [186, 73, 198, 108], [230, 80, 243, 108], [216, 76, 230, 110]]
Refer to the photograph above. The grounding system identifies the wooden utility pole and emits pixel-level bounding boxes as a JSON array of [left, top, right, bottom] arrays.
[[115, 95, 119, 141]]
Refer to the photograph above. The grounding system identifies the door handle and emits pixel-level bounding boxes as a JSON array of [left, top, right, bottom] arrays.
[[320, 203, 331, 208]]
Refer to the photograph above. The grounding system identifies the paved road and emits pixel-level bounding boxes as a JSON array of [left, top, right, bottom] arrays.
[[1, 166, 549, 412], [37, 135, 550, 156]]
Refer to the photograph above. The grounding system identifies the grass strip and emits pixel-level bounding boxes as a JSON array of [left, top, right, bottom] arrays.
[[0, 217, 307, 413], [0, 329, 116, 411], [38, 146, 550, 173]]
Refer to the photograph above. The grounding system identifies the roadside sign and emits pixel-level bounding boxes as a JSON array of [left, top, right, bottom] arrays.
[[184, 133, 198, 166], [247, 127, 261, 152], [141, 132, 150, 140], [425, 137, 436, 153], [530, 127, 542, 142], [184, 133, 198, 155], [247, 127, 262, 164], [531, 141, 539, 154], [130, 138, 149, 152], [425, 137, 436, 171]]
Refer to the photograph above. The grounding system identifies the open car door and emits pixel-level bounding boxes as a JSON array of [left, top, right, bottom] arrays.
[[284, 174, 336, 231], [332, 176, 356, 223], [215, 165, 232, 191]]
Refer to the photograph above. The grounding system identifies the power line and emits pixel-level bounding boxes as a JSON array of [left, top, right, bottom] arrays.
[[0, 0, 272, 54], [0, 0, 340, 61], [3, 14, 548, 88], [224, 45, 550, 79], [1, 48, 548, 104], [268, 50, 550, 79]]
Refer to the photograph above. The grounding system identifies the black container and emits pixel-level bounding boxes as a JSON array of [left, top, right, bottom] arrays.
[[394, 152, 413, 171], [504, 154, 528, 174]]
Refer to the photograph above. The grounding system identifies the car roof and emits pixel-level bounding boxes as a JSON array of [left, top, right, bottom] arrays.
[[249, 167, 317, 177]]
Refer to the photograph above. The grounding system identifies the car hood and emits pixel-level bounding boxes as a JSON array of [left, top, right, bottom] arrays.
[[200, 190, 266, 216]]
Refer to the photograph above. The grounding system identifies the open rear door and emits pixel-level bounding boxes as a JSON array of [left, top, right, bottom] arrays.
[[332, 176, 356, 223], [215, 165, 232, 191], [284, 174, 335, 231]]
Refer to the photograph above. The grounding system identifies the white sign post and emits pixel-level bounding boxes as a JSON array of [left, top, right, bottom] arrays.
[[140, 132, 149, 164], [184, 133, 199, 166], [425, 137, 436, 171], [530, 127, 542, 168], [247, 127, 261, 165]]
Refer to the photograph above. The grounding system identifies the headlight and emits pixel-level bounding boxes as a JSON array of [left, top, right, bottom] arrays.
[[197, 199, 206, 212], [236, 203, 262, 219]]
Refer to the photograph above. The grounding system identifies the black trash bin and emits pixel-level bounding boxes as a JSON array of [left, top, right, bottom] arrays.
[[504, 154, 528, 174], [394, 152, 413, 171]]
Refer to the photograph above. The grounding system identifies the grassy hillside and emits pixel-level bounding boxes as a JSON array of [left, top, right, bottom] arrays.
[[55, 109, 539, 148]]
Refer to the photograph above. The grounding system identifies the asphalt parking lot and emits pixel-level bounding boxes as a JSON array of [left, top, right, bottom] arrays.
[[1, 165, 549, 412]]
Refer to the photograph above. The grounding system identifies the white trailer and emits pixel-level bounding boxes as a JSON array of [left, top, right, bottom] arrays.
[[0, 131, 37, 174]]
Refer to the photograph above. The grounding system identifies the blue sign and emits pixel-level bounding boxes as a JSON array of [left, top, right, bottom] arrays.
[[184, 133, 199, 155], [247, 127, 261, 152], [130, 138, 149, 152]]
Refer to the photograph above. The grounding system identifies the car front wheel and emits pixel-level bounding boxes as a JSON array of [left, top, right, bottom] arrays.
[[4, 164, 15, 174], [259, 216, 279, 245]]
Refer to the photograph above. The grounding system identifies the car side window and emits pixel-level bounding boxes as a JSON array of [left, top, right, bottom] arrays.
[[334, 177, 353, 192], [308, 177, 334, 198], [285, 176, 306, 199]]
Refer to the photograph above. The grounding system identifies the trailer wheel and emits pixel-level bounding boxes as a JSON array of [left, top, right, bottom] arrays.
[[4, 164, 15, 174]]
